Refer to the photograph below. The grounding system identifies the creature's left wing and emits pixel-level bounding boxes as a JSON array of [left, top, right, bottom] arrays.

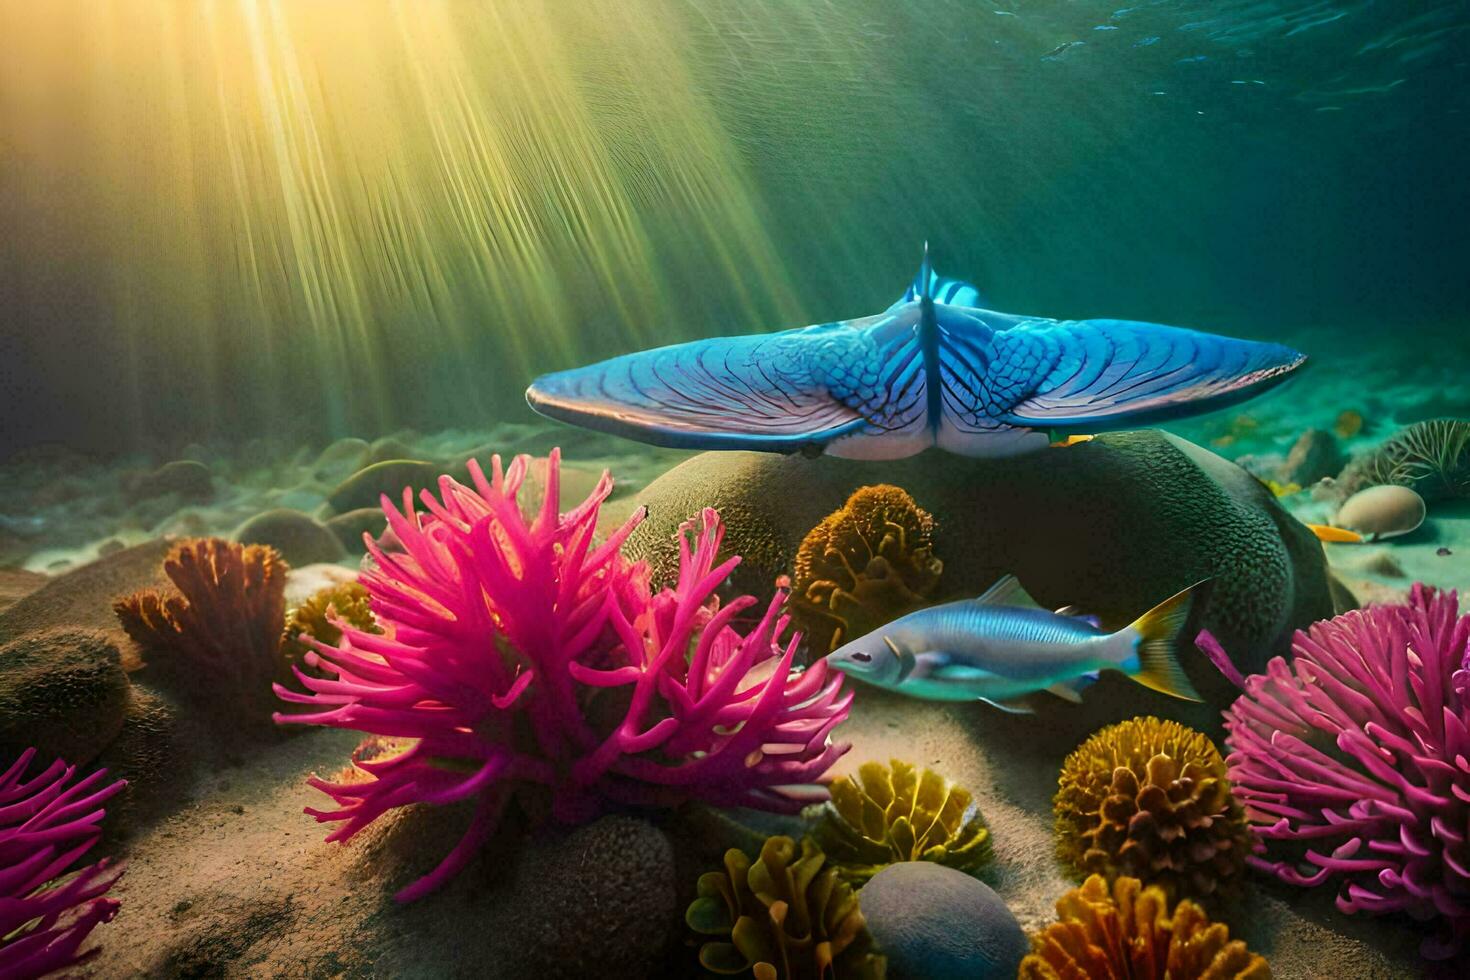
[[987, 317, 1305, 430], [525, 313, 903, 453]]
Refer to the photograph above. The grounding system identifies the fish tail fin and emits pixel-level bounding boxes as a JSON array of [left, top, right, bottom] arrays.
[[1120, 582, 1207, 701]]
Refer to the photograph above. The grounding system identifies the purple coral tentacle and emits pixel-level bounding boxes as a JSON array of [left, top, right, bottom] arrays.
[[1224, 585, 1470, 960], [0, 751, 126, 978]]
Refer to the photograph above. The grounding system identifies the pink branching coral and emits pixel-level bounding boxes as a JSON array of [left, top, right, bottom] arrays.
[[275, 450, 853, 902], [0, 749, 126, 978], [1213, 584, 1470, 959]]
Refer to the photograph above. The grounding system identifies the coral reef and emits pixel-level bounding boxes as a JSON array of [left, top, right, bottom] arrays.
[[1336, 417, 1470, 501], [0, 748, 127, 978], [811, 759, 990, 884], [114, 538, 288, 732], [624, 433, 1341, 701], [1019, 874, 1270, 979], [1221, 584, 1470, 960], [1054, 717, 1252, 900], [789, 485, 942, 654], [277, 451, 852, 901], [278, 580, 379, 675], [684, 835, 885, 979]]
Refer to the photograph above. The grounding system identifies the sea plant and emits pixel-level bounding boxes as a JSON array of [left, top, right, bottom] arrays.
[[685, 835, 885, 979], [1019, 874, 1270, 979], [1054, 717, 1252, 901], [276, 451, 853, 901], [1216, 583, 1470, 960], [114, 537, 288, 731], [790, 485, 942, 654], [0, 749, 126, 978], [1336, 417, 1470, 501], [278, 580, 379, 675], [811, 758, 990, 884]]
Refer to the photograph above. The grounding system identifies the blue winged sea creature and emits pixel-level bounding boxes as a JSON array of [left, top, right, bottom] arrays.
[[525, 248, 1305, 459]]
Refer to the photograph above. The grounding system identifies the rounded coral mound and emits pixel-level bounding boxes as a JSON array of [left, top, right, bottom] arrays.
[[1054, 717, 1252, 901], [1337, 417, 1470, 501], [812, 758, 990, 884], [1019, 874, 1270, 979], [685, 835, 885, 979], [1222, 583, 1470, 960], [789, 484, 942, 654]]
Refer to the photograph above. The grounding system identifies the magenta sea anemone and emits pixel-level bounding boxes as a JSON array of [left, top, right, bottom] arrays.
[[276, 450, 853, 901], [1212, 584, 1470, 959], [0, 749, 126, 979]]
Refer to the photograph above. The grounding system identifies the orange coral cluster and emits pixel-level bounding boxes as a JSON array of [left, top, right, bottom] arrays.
[[790, 485, 942, 654], [1020, 875, 1270, 980], [114, 537, 287, 732]]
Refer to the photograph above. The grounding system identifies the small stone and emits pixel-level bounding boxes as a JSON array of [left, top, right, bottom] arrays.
[[128, 460, 215, 503], [1278, 429, 1344, 486], [1438, 547, 1453, 557], [860, 862, 1027, 979], [367, 437, 418, 465], [1335, 484, 1426, 540], [324, 508, 388, 554], [233, 509, 347, 566], [311, 438, 370, 482], [327, 460, 441, 515], [97, 538, 126, 557]]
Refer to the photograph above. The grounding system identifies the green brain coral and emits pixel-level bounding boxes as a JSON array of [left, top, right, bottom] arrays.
[[789, 485, 942, 654], [686, 835, 885, 980], [812, 759, 991, 885], [280, 580, 379, 672], [1054, 717, 1252, 901]]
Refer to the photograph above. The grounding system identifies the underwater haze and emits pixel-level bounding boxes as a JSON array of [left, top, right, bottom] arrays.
[[2, 0, 1467, 454]]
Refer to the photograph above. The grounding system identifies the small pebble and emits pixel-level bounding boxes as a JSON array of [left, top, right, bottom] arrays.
[[1438, 547, 1453, 557]]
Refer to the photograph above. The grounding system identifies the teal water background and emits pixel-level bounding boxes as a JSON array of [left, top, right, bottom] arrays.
[[0, 0, 1465, 455]]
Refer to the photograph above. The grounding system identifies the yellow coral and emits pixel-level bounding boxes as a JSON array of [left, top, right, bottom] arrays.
[[1020, 874, 1271, 979], [280, 580, 379, 671], [789, 485, 941, 654], [685, 836, 885, 980], [812, 759, 990, 884], [1054, 717, 1252, 901]]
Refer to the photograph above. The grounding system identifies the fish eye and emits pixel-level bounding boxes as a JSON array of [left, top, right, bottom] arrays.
[[850, 651, 872, 663]]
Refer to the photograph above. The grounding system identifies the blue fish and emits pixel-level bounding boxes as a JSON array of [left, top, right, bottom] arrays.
[[525, 246, 1305, 459], [823, 575, 1205, 713]]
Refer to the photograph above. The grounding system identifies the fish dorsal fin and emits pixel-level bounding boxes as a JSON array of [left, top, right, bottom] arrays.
[[1055, 605, 1104, 629], [886, 243, 985, 311], [973, 574, 1043, 609]]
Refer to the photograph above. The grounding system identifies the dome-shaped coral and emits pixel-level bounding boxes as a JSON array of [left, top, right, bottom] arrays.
[[1019, 874, 1270, 979], [1054, 717, 1252, 901], [1337, 417, 1470, 501], [114, 538, 288, 734], [279, 580, 379, 674], [1219, 583, 1470, 960], [685, 835, 885, 979], [811, 758, 990, 885], [790, 485, 942, 654]]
